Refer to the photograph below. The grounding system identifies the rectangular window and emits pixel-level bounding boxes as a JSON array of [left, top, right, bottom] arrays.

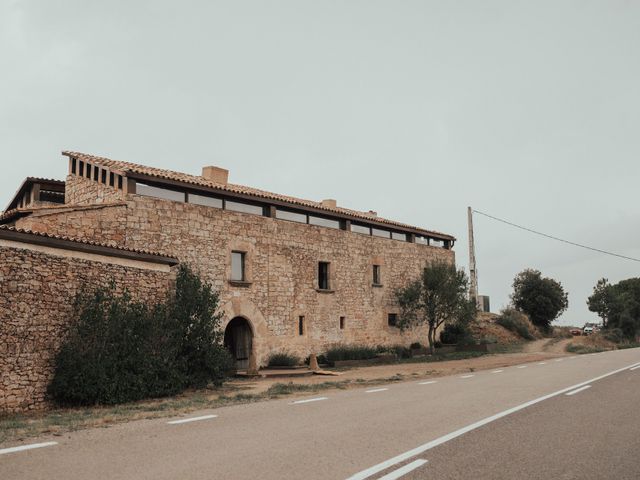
[[388, 313, 398, 327], [373, 265, 381, 285], [339, 316, 345, 330], [309, 215, 340, 229], [188, 193, 222, 208], [318, 262, 330, 290], [71, 158, 77, 174], [391, 231, 407, 241], [93, 166, 99, 181], [415, 235, 429, 245], [231, 251, 246, 281], [79, 161, 84, 177], [86, 163, 92, 178], [101, 170, 107, 184], [137, 183, 185, 202], [351, 223, 371, 235], [225, 200, 264, 216], [109, 172, 115, 187], [372, 227, 391, 239], [117, 176, 123, 190], [298, 316, 305, 336], [275, 209, 307, 224], [431, 238, 443, 248]]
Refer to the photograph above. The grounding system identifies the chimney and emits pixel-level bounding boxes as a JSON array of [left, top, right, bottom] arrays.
[[367, 210, 378, 218], [321, 199, 337, 209], [202, 166, 229, 185]]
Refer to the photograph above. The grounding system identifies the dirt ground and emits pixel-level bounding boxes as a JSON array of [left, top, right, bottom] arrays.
[[230, 339, 573, 395]]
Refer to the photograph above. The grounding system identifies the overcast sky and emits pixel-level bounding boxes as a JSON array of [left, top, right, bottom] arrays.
[[2, 0, 639, 326]]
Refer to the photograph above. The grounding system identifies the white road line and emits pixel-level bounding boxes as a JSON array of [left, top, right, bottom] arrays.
[[0, 442, 58, 456], [418, 380, 437, 385], [366, 388, 389, 394], [491, 370, 503, 374], [565, 385, 591, 396], [460, 374, 474, 378], [167, 414, 218, 425], [538, 362, 547, 365], [629, 365, 640, 371], [516, 366, 527, 369], [555, 358, 564, 362], [345, 360, 640, 480], [290, 397, 328, 405], [378, 459, 428, 480]]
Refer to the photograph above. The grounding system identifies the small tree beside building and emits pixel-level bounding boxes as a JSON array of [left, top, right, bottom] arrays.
[[395, 260, 476, 354]]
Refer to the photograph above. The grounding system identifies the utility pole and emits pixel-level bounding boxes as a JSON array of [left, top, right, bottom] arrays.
[[468, 206, 480, 309]]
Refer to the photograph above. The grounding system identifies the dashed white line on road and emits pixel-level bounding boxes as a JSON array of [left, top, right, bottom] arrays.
[[630, 365, 640, 371], [565, 385, 591, 396], [491, 370, 503, 374], [0, 442, 58, 456], [555, 358, 564, 362], [418, 380, 437, 385], [290, 397, 328, 405], [366, 388, 389, 394], [538, 362, 547, 365], [345, 360, 640, 480], [378, 459, 428, 480], [460, 374, 475, 378], [516, 366, 528, 369], [167, 414, 218, 425]]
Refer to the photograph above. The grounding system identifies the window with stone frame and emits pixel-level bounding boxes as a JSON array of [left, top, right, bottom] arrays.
[[318, 262, 330, 290], [387, 313, 398, 327], [231, 251, 246, 282], [373, 265, 382, 285], [298, 316, 305, 335]]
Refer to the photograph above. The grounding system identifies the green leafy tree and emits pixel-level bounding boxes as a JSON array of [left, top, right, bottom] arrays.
[[588, 277, 640, 340], [395, 260, 476, 354], [511, 269, 568, 333], [586, 278, 612, 328]]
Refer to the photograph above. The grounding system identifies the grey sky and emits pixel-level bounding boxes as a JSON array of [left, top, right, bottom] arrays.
[[2, 0, 639, 326]]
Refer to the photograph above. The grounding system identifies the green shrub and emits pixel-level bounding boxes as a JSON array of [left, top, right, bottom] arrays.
[[48, 265, 232, 406], [267, 351, 300, 367], [410, 342, 423, 350], [381, 345, 412, 359], [440, 322, 474, 345], [602, 328, 625, 344], [324, 345, 378, 363], [566, 343, 607, 354], [496, 308, 536, 340]]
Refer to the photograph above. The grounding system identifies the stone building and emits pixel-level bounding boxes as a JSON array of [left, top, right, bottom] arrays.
[[1, 151, 456, 379]]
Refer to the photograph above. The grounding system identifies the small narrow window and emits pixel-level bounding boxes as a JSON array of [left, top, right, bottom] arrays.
[[318, 262, 330, 290], [109, 172, 115, 187], [86, 163, 92, 179], [388, 313, 398, 327], [101, 170, 107, 184], [92, 166, 98, 181], [231, 251, 246, 281], [79, 161, 85, 177], [298, 316, 305, 336], [71, 158, 77, 174], [373, 265, 381, 285], [117, 176, 123, 190], [339, 316, 345, 330]]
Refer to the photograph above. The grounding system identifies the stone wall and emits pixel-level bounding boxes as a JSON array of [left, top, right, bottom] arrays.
[[0, 241, 174, 414], [13, 174, 456, 367], [64, 174, 125, 206]]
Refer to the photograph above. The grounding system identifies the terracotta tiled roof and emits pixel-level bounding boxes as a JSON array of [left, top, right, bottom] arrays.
[[0, 225, 176, 260], [62, 151, 455, 240], [0, 202, 126, 223], [4, 177, 65, 212]]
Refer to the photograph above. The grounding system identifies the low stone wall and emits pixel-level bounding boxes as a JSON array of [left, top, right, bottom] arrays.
[[0, 236, 176, 414]]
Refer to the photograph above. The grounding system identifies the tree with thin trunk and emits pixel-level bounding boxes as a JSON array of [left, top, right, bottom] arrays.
[[395, 260, 476, 355]]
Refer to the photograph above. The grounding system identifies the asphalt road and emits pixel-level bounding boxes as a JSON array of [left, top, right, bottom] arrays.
[[1, 348, 639, 480]]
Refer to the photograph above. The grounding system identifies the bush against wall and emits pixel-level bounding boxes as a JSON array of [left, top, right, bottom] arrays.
[[48, 265, 232, 406]]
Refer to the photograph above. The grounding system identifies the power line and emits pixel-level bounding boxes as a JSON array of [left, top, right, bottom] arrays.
[[472, 209, 640, 263]]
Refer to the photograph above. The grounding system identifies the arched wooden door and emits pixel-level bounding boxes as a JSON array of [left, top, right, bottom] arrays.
[[224, 317, 253, 371]]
